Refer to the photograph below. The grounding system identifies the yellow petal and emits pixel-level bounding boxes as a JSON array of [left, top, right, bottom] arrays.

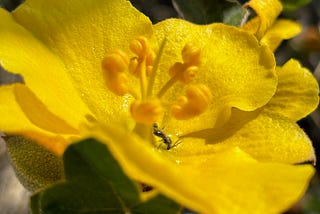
[[261, 19, 302, 52], [264, 59, 319, 121], [0, 84, 44, 134], [14, 84, 78, 134], [179, 111, 315, 164], [154, 19, 277, 133], [0, 84, 70, 155], [12, 0, 153, 123], [181, 59, 319, 164], [244, 0, 283, 39], [0, 9, 90, 128], [241, 17, 260, 35], [88, 124, 314, 214], [179, 148, 314, 214]]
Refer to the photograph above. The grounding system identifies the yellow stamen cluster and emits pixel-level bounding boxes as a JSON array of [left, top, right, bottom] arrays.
[[101, 37, 212, 125], [168, 43, 201, 84], [171, 84, 212, 120], [129, 36, 156, 78], [157, 43, 201, 97], [130, 99, 163, 125]]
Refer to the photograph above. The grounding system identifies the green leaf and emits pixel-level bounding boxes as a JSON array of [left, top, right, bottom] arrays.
[[281, 0, 311, 11], [31, 138, 181, 214], [63, 139, 140, 206], [223, 5, 248, 26], [172, 0, 247, 25], [30, 192, 42, 214]]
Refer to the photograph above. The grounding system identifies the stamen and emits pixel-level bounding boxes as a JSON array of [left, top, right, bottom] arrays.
[[182, 66, 199, 83], [168, 63, 199, 84], [171, 84, 212, 120], [102, 38, 213, 143], [130, 58, 147, 99], [181, 43, 201, 66], [128, 57, 140, 77], [130, 98, 163, 124], [157, 43, 201, 97], [101, 50, 130, 96], [128, 36, 156, 99], [140, 60, 148, 99], [146, 51, 156, 76], [130, 36, 148, 57]]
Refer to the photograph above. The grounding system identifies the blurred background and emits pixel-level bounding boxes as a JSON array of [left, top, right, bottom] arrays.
[[0, 0, 319, 213]]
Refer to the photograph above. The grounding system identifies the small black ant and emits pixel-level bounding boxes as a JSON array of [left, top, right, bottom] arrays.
[[153, 123, 180, 150]]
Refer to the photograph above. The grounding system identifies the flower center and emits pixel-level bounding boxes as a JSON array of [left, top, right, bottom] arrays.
[[101, 36, 212, 148]]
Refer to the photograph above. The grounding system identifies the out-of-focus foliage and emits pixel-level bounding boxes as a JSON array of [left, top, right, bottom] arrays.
[[281, 0, 311, 11], [300, 177, 320, 214], [171, 0, 247, 25], [0, 0, 22, 11]]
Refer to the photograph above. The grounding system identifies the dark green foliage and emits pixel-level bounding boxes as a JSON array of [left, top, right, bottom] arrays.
[[281, 0, 311, 11], [172, 0, 248, 26], [31, 138, 181, 214]]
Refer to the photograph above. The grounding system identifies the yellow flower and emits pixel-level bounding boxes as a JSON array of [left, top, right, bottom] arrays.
[[242, 0, 302, 52], [0, 0, 318, 213]]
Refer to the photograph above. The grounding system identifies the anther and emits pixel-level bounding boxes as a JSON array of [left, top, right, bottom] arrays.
[[128, 57, 140, 77], [157, 43, 202, 97], [171, 84, 212, 120], [168, 63, 198, 84], [182, 66, 199, 83], [146, 51, 156, 76], [182, 43, 201, 66], [128, 37, 155, 76], [102, 50, 130, 96], [102, 50, 129, 73], [166, 43, 201, 85], [130, 36, 149, 57], [130, 98, 163, 124]]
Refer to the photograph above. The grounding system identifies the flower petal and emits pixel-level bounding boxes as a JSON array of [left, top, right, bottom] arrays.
[[0, 84, 70, 155], [264, 59, 319, 121], [0, 9, 90, 128], [14, 84, 78, 134], [12, 0, 153, 122], [179, 147, 314, 214], [261, 19, 301, 52], [244, 0, 283, 39], [154, 19, 277, 132], [88, 124, 314, 214], [0, 84, 43, 134], [179, 110, 315, 164], [241, 17, 260, 35]]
